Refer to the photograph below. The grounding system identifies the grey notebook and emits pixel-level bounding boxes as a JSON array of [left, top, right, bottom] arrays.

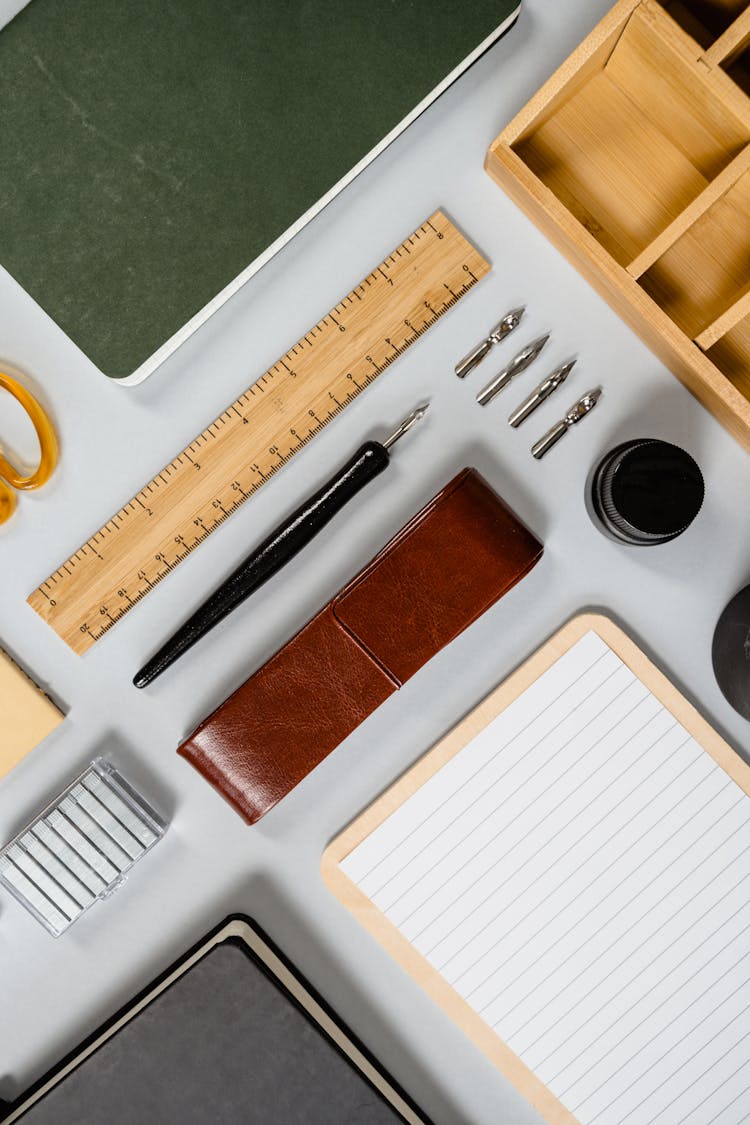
[[3, 917, 428, 1124]]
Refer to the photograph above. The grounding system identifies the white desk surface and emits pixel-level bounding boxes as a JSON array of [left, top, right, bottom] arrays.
[[1, 2, 749, 1122]]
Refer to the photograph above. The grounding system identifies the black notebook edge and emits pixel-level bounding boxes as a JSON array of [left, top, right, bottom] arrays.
[[1, 914, 432, 1125]]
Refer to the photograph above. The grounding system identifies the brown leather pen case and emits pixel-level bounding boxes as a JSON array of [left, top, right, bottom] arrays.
[[177, 468, 542, 824]]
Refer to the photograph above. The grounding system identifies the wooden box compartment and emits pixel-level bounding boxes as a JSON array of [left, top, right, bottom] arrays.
[[722, 24, 750, 91], [666, 0, 748, 43], [725, 45, 750, 93], [487, 0, 750, 451]]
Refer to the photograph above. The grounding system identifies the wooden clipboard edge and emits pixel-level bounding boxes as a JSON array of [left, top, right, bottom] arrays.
[[321, 611, 750, 1125], [586, 614, 750, 797]]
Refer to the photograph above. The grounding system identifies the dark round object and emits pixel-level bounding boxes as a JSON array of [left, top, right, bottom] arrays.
[[713, 585, 750, 721], [591, 438, 704, 546]]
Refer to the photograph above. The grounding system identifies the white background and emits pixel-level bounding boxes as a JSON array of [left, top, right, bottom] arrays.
[[1, 2, 749, 1122]]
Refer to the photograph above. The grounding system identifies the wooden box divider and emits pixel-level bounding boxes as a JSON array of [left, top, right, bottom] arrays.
[[487, 0, 750, 450]]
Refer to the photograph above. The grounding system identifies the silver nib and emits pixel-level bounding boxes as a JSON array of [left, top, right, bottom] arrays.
[[490, 306, 525, 341], [531, 388, 602, 460], [508, 359, 576, 428], [564, 387, 601, 425], [455, 306, 525, 379], [476, 334, 550, 407], [382, 403, 430, 450]]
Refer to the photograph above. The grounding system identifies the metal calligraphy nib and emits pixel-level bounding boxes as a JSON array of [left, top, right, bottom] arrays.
[[454, 306, 525, 379], [476, 334, 550, 407], [508, 359, 576, 428], [382, 403, 430, 449], [531, 387, 602, 460]]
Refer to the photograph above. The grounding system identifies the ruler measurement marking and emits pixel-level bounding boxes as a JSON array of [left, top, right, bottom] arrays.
[[28, 212, 489, 653]]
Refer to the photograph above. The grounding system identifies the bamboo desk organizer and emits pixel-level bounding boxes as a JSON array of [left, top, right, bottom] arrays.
[[486, 0, 750, 451]]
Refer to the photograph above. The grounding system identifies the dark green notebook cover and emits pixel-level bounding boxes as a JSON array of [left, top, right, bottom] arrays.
[[0, 0, 519, 381]]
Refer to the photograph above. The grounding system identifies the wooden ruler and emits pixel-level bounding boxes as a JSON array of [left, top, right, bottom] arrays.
[[29, 211, 490, 654]]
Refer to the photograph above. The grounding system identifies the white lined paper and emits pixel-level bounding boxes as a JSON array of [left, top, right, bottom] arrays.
[[341, 632, 750, 1124]]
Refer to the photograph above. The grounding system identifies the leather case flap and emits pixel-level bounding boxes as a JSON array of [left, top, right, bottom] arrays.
[[178, 608, 396, 824], [333, 469, 543, 684]]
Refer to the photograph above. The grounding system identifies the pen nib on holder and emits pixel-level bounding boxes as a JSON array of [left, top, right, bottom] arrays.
[[382, 403, 430, 449], [133, 401, 430, 688]]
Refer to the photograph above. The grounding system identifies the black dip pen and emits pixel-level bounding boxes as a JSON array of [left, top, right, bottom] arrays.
[[133, 403, 430, 688]]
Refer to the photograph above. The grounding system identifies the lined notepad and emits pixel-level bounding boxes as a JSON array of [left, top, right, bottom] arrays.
[[337, 629, 750, 1124]]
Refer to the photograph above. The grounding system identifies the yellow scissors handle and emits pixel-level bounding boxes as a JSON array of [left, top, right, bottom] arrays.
[[0, 370, 58, 491]]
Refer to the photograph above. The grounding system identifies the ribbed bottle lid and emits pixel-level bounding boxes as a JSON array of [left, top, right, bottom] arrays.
[[591, 439, 704, 546], [712, 584, 750, 721]]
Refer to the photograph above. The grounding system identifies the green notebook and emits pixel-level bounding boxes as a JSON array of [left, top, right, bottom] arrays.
[[0, 0, 520, 383]]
